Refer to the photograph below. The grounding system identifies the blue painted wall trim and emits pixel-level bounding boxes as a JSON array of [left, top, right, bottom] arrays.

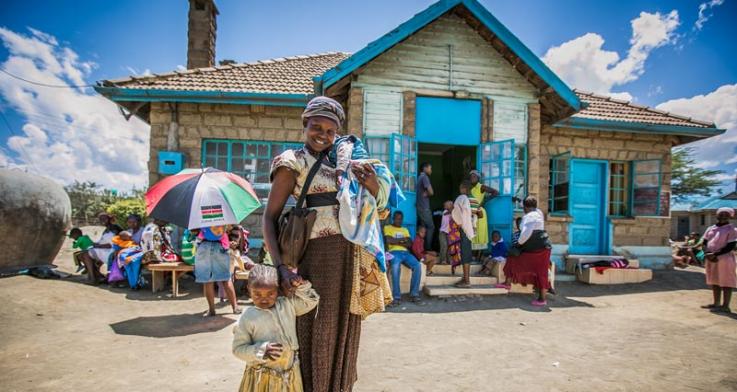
[[317, 0, 581, 112], [554, 116, 724, 138], [416, 97, 481, 145], [94, 86, 311, 107]]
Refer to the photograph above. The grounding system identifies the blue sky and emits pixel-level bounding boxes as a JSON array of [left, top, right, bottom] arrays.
[[0, 0, 735, 193]]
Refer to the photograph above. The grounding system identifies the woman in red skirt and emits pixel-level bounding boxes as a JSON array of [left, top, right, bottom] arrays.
[[498, 196, 551, 306]]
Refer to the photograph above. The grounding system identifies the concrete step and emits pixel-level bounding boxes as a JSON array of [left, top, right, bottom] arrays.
[[424, 275, 498, 286], [424, 284, 508, 297], [431, 264, 482, 275]]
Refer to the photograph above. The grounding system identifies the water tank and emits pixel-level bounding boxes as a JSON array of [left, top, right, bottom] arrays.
[[0, 169, 71, 272]]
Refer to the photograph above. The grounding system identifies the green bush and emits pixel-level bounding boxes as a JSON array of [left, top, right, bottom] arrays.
[[107, 198, 147, 228]]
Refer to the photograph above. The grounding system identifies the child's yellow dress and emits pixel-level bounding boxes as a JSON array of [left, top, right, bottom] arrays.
[[232, 282, 319, 392]]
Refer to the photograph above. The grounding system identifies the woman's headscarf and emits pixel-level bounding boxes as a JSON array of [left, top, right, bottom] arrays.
[[469, 170, 481, 178], [302, 96, 345, 129], [716, 207, 735, 218]]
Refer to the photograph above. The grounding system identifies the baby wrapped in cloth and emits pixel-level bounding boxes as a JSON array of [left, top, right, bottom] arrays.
[[332, 135, 404, 318]]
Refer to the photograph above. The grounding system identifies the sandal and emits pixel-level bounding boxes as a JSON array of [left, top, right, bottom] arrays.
[[204, 309, 216, 317], [531, 300, 547, 307], [701, 304, 719, 309], [494, 283, 511, 290], [454, 281, 471, 288], [710, 306, 732, 314]]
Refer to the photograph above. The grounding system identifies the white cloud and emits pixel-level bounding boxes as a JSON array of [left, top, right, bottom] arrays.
[[695, 0, 725, 30], [658, 83, 737, 190], [694, 160, 720, 169], [543, 10, 680, 100], [124, 66, 152, 76], [0, 27, 148, 191]]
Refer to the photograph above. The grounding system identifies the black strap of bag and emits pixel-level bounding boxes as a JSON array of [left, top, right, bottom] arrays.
[[296, 151, 327, 208]]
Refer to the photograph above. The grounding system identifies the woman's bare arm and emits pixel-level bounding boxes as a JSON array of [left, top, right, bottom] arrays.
[[263, 167, 296, 268]]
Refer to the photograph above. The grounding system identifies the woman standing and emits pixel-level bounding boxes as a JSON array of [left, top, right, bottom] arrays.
[[263, 97, 380, 392], [468, 170, 496, 259], [700, 207, 736, 314]]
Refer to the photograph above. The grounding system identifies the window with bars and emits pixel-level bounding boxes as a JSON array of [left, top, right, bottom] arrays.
[[609, 161, 630, 217], [365, 135, 416, 192], [548, 152, 570, 214], [632, 160, 662, 216], [201, 139, 302, 198]]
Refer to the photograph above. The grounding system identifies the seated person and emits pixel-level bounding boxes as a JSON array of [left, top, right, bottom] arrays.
[[69, 227, 94, 274], [111, 230, 146, 289], [479, 230, 508, 276], [383, 211, 422, 305], [140, 219, 179, 263], [85, 213, 123, 283], [411, 225, 438, 276]]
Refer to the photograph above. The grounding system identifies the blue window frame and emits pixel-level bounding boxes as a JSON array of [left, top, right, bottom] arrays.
[[513, 144, 527, 210], [478, 139, 515, 196], [202, 139, 302, 198], [632, 160, 662, 216], [548, 152, 571, 214], [609, 161, 630, 217]]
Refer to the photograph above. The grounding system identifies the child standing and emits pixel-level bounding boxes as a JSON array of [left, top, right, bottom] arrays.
[[411, 225, 438, 275], [232, 264, 319, 392], [438, 201, 453, 265], [452, 181, 477, 288], [69, 228, 94, 274]]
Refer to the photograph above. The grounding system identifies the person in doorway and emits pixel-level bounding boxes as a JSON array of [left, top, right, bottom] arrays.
[[498, 196, 552, 306], [411, 225, 438, 275], [384, 211, 423, 305], [416, 162, 435, 251], [452, 181, 476, 288], [700, 207, 737, 314], [469, 170, 498, 261], [438, 201, 454, 265]]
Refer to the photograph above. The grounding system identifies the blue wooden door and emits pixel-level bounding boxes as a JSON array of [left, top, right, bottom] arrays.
[[568, 160, 607, 255], [478, 139, 515, 244]]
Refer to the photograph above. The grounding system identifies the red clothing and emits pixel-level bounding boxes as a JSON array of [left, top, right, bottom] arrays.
[[411, 236, 425, 260], [503, 248, 551, 290]]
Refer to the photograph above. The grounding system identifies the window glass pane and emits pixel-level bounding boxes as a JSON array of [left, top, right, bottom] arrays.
[[246, 144, 257, 157], [231, 143, 243, 157], [205, 142, 216, 155], [635, 174, 658, 187], [635, 160, 659, 174]]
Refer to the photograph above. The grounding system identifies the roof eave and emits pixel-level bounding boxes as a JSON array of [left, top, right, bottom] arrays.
[[553, 116, 725, 138], [94, 86, 312, 107], [318, 0, 582, 111]]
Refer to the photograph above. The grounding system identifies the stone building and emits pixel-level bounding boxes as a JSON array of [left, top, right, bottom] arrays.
[[671, 180, 737, 241], [96, 0, 724, 269]]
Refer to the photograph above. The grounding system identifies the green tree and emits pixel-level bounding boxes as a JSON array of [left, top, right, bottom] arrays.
[[671, 148, 723, 202], [106, 198, 147, 226]]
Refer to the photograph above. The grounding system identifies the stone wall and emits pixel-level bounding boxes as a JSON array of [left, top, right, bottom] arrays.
[[148, 102, 305, 238], [531, 125, 677, 247]]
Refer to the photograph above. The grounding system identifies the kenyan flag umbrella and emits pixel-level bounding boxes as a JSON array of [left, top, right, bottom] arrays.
[[145, 168, 261, 229]]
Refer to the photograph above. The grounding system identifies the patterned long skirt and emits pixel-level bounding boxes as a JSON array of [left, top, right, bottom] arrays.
[[297, 235, 362, 392]]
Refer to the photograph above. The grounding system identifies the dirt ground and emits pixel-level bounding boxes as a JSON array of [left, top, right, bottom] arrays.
[[1, 228, 736, 392]]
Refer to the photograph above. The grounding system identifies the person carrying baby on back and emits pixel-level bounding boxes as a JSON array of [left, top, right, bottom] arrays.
[[232, 264, 319, 392]]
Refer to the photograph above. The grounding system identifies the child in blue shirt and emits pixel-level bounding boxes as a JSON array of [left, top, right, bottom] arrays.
[[479, 230, 508, 276]]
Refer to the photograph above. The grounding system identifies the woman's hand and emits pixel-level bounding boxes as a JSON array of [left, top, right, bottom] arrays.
[[278, 264, 302, 295], [706, 253, 718, 262], [476, 209, 484, 219], [352, 163, 380, 197]]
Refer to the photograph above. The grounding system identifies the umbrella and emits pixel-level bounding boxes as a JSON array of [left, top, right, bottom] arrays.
[[145, 168, 261, 229]]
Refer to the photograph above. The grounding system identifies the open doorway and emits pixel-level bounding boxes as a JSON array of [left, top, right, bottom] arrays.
[[418, 143, 476, 250]]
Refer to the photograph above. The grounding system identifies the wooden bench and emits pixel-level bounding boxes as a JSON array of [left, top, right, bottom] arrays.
[[144, 262, 194, 298]]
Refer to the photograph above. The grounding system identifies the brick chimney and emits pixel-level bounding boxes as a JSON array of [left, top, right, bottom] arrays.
[[187, 0, 218, 69]]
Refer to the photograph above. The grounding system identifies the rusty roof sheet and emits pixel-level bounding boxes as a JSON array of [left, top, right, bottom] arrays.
[[573, 90, 715, 128], [100, 52, 350, 95]]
